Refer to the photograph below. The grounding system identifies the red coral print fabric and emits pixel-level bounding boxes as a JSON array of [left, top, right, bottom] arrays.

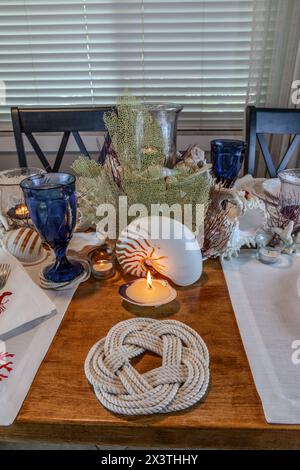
[[0, 352, 15, 381], [0, 292, 12, 315]]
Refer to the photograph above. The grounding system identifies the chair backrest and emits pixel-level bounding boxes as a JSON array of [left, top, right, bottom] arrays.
[[11, 106, 113, 172], [245, 105, 300, 177]]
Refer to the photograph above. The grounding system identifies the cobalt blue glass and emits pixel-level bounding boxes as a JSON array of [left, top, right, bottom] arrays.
[[21, 173, 83, 283], [211, 139, 246, 187]]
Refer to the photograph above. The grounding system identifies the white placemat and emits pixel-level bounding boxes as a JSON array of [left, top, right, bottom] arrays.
[[222, 251, 300, 424], [0, 232, 97, 426]]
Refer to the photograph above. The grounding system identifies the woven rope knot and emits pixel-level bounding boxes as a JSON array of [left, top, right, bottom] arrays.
[[85, 318, 210, 416], [103, 348, 130, 374]]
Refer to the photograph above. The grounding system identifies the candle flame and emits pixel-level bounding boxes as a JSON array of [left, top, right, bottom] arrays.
[[15, 204, 29, 217], [146, 270, 152, 289]]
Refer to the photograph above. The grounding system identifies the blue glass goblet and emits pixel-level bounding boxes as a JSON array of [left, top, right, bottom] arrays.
[[21, 173, 83, 283], [211, 139, 246, 187]]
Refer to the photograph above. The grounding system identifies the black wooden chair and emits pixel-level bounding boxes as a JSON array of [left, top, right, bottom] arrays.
[[11, 106, 113, 172], [245, 105, 300, 177]]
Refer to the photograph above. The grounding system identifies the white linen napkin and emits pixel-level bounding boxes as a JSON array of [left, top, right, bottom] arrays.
[[0, 249, 56, 340], [68, 231, 104, 252]]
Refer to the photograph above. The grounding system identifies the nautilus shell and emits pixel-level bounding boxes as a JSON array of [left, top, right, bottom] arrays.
[[116, 216, 202, 286], [3, 227, 47, 265]]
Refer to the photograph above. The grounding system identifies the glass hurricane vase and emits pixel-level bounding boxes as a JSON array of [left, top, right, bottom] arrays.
[[278, 169, 300, 220], [21, 173, 83, 283]]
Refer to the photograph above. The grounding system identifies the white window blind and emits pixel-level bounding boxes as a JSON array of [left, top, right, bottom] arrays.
[[0, 0, 299, 130]]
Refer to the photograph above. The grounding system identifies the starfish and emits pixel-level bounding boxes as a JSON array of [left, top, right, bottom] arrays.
[[272, 220, 294, 245]]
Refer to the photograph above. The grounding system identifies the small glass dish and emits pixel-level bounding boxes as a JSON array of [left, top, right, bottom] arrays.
[[89, 244, 116, 280], [258, 245, 282, 264]]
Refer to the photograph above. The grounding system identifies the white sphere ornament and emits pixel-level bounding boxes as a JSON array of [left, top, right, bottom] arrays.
[[116, 215, 202, 286], [3, 227, 47, 265]]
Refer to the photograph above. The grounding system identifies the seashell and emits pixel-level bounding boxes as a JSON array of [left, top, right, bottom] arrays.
[[233, 174, 255, 192], [3, 227, 47, 265], [181, 144, 206, 166], [221, 194, 268, 259], [116, 216, 202, 286], [272, 221, 294, 245]]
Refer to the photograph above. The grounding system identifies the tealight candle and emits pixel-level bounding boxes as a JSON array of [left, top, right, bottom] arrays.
[[89, 244, 116, 280], [119, 271, 177, 307], [7, 202, 29, 220], [258, 246, 281, 264], [15, 203, 29, 217], [93, 260, 113, 273]]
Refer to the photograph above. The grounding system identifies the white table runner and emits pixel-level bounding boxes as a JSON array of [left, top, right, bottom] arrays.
[[222, 251, 300, 424]]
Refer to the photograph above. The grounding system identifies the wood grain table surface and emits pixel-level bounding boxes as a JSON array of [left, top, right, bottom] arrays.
[[0, 259, 300, 449]]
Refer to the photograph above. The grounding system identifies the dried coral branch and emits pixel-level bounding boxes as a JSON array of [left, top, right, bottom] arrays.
[[72, 93, 211, 233], [202, 184, 233, 258]]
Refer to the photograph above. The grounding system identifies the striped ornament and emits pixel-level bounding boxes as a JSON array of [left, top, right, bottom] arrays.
[[3, 227, 46, 265]]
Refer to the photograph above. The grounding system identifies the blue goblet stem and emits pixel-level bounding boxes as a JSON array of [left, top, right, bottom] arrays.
[[53, 243, 70, 270]]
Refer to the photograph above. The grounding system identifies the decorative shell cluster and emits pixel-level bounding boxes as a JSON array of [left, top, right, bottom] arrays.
[[202, 182, 269, 260], [176, 144, 211, 175]]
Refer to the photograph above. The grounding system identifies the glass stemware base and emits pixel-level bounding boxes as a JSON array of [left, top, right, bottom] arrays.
[[43, 256, 83, 283]]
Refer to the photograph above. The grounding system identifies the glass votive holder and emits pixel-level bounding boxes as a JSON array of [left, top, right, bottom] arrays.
[[89, 244, 116, 280], [258, 245, 282, 264], [278, 169, 300, 219], [0, 167, 45, 227]]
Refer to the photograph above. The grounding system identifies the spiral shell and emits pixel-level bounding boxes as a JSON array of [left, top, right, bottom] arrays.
[[3, 227, 47, 265], [116, 216, 202, 286]]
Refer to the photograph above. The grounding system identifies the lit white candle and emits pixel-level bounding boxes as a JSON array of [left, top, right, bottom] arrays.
[[125, 271, 175, 305], [93, 260, 113, 273]]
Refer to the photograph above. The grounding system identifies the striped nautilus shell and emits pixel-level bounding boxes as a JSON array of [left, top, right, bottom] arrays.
[[116, 216, 202, 286], [3, 227, 47, 265]]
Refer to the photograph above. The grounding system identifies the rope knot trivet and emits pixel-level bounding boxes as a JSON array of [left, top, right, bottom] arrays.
[[84, 318, 210, 416]]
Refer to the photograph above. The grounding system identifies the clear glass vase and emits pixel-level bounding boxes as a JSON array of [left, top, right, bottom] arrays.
[[133, 103, 183, 169]]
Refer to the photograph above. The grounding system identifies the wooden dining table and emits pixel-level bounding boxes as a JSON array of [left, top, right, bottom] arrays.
[[0, 258, 300, 449]]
